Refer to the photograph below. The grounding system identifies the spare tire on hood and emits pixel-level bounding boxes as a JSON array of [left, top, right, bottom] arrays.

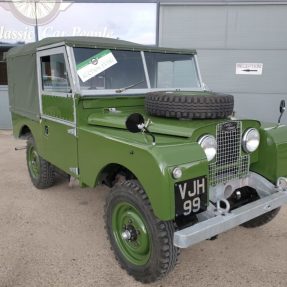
[[145, 91, 234, 119]]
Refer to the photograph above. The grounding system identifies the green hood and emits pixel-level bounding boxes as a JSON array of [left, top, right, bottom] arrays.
[[84, 91, 260, 140], [87, 109, 227, 138]]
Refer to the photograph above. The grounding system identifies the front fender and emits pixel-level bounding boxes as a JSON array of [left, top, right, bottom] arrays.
[[251, 123, 287, 184], [78, 128, 208, 221]]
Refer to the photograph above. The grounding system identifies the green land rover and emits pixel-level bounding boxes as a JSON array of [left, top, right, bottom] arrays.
[[7, 37, 287, 283]]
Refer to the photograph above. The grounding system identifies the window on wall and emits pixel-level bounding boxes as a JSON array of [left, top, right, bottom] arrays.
[[0, 48, 11, 86]]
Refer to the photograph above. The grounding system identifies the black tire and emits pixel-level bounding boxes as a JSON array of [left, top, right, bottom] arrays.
[[145, 91, 234, 119], [104, 180, 179, 283], [26, 134, 55, 189], [241, 208, 281, 228]]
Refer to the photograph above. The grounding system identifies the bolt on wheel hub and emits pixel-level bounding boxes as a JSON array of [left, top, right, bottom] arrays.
[[121, 230, 131, 240], [122, 224, 138, 241]]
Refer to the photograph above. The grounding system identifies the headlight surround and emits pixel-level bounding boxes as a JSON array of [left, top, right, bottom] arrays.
[[242, 128, 260, 153], [198, 135, 217, 162]]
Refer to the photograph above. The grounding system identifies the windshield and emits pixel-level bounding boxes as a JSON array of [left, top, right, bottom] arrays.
[[73, 48, 201, 92], [145, 52, 200, 89]]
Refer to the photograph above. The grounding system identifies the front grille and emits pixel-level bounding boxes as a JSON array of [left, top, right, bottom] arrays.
[[208, 121, 250, 186]]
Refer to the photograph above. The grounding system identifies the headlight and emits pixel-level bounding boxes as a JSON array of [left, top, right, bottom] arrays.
[[242, 128, 260, 153], [198, 135, 217, 161], [172, 167, 182, 179]]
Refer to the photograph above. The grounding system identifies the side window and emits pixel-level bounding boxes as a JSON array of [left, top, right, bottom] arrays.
[[40, 54, 71, 93]]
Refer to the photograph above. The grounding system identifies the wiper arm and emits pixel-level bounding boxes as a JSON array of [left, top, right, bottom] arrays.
[[115, 79, 145, 93]]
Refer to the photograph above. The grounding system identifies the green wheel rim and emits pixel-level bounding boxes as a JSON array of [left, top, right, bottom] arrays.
[[112, 202, 151, 266], [28, 145, 40, 179]]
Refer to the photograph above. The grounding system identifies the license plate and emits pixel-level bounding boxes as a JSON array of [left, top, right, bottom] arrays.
[[175, 176, 208, 216]]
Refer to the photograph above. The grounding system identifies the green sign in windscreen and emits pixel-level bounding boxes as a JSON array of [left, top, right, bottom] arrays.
[[76, 49, 117, 82]]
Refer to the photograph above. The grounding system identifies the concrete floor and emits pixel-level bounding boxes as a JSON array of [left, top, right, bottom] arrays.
[[0, 131, 287, 287]]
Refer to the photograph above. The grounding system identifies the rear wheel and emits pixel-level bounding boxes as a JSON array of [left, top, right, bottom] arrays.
[[104, 180, 179, 283], [26, 135, 55, 189]]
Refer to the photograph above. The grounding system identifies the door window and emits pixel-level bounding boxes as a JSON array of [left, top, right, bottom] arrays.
[[40, 54, 71, 93]]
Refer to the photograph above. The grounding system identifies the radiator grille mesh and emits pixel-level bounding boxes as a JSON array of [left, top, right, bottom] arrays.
[[209, 121, 250, 186]]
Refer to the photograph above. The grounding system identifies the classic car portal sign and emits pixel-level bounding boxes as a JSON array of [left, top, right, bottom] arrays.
[[0, 0, 71, 26], [10, 0, 60, 25], [0, 2, 156, 44]]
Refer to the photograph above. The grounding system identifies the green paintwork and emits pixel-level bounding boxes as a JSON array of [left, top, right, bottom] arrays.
[[41, 118, 78, 175], [112, 202, 151, 265], [77, 126, 208, 219], [42, 95, 74, 122], [87, 106, 260, 139], [11, 113, 78, 176], [8, 38, 287, 222], [250, 123, 287, 184], [82, 97, 145, 109], [12, 113, 43, 151]]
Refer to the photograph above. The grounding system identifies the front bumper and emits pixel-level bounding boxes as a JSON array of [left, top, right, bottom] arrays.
[[174, 174, 287, 248]]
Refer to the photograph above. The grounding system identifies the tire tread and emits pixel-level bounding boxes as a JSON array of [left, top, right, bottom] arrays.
[[104, 180, 179, 283], [145, 92, 234, 119], [26, 134, 55, 189]]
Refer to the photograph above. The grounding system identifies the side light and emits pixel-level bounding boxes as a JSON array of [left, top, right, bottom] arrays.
[[172, 167, 182, 179]]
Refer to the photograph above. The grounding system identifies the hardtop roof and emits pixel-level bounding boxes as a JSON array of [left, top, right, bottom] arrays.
[[7, 36, 197, 58]]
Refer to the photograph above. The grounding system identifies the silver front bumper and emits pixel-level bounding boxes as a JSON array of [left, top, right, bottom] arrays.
[[174, 177, 287, 248]]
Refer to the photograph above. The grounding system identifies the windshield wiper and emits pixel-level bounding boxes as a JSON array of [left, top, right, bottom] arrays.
[[115, 79, 145, 93]]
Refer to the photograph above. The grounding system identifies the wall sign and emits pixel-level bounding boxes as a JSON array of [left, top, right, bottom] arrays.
[[0, 2, 156, 45], [0, 0, 71, 26], [236, 63, 263, 75]]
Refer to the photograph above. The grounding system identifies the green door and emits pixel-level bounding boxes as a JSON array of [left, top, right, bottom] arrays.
[[37, 46, 78, 177]]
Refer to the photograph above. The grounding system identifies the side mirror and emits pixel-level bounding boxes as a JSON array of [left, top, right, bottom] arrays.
[[280, 100, 286, 114], [125, 113, 145, 133]]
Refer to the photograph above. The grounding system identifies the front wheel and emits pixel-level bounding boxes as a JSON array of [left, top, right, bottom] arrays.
[[104, 180, 179, 283], [26, 135, 55, 189], [241, 207, 281, 228]]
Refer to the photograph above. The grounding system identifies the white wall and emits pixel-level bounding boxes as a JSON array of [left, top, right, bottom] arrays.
[[159, 4, 287, 124], [0, 87, 11, 129]]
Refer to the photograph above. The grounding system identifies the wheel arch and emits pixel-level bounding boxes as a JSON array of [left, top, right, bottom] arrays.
[[95, 162, 169, 219], [18, 124, 32, 139], [96, 163, 139, 187], [14, 120, 43, 157]]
